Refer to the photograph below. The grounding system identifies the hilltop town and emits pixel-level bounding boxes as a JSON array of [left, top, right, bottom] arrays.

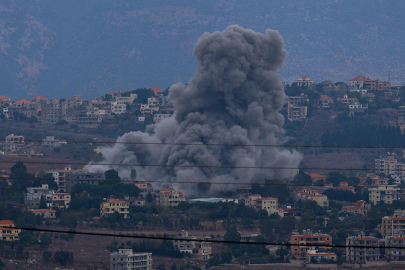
[[2, 75, 405, 269]]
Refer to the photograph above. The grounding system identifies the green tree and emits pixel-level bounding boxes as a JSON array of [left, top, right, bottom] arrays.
[[146, 192, 153, 203], [171, 263, 177, 270], [157, 264, 166, 270], [39, 196, 47, 209], [10, 161, 36, 190], [43, 251, 52, 263]]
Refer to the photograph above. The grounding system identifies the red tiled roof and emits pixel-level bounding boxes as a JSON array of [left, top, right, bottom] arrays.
[[151, 86, 163, 93], [0, 220, 14, 225], [32, 95, 47, 101], [308, 173, 326, 179], [14, 99, 32, 105], [320, 95, 333, 101], [357, 237, 373, 241], [29, 209, 56, 213], [0, 95, 10, 99], [349, 75, 369, 81]]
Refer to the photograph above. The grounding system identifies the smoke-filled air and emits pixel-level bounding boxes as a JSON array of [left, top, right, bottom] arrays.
[[87, 25, 303, 195]]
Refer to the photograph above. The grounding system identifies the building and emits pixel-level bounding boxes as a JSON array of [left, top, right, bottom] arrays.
[[306, 249, 337, 263], [24, 184, 54, 209], [244, 194, 284, 217], [293, 188, 329, 207], [335, 181, 355, 193], [28, 209, 56, 219], [173, 230, 211, 260], [346, 235, 380, 263], [286, 94, 307, 106], [111, 101, 127, 114], [287, 103, 307, 121], [336, 94, 358, 106], [375, 156, 403, 176], [156, 188, 185, 207], [115, 94, 138, 104], [0, 95, 11, 105], [0, 220, 21, 241], [40, 99, 66, 124], [369, 185, 399, 205], [100, 196, 129, 218], [65, 171, 105, 192], [139, 104, 159, 114], [65, 95, 82, 108], [290, 230, 332, 257], [52, 193, 71, 209], [42, 136, 67, 148], [296, 77, 313, 88], [110, 249, 152, 270], [318, 95, 333, 108], [151, 86, 163, 95], [153, 113, 173, 123], [386, 236, 405, 260], [398, 106, 405, 126], [130, 182, 153, 194], [0, 134, 25, 152], [349, 75, 369, 89], [341, 200, 370, 215], [147, 97, 160, 106], [381, 210, 405, 237], [349, 102, 368, 116]]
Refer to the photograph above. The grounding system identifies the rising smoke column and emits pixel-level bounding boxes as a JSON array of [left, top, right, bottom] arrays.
[[87, 25, 302, 194]]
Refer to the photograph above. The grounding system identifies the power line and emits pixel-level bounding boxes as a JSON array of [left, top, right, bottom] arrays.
[[0, 159, 374, 171], [0, 137, 402, 150], [14, 226, 390, 249]]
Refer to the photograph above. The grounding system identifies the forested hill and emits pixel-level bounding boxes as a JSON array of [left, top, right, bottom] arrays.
[[1, 0, 405, 99]]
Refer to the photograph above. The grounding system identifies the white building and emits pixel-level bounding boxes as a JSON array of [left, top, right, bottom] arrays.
[[173, 230, 212, 260], [111, 102, 127, 114], [110, 249, 152, 270], [42, 136, 67, 148]]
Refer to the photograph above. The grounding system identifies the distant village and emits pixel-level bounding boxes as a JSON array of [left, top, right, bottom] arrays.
[[2, 76, 405, 269]]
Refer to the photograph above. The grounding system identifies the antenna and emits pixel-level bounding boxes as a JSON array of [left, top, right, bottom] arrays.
[[388, 69, 391, 85]]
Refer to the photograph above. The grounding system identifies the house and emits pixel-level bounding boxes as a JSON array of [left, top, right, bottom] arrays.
[[336, 94, 358, 106], [296, 77, 313, 88], [381, 210, 405, 237], [349, 102, 368, 116], [31, 95, 47, 103], [318, 95, 333, 108], [0, 134, 25, 152], [341, 200, 370, 215], [115, 94, 138, 104], [40, 99, 66, 124], [369, 185, 399, 204], [140, 104, 159, 114], [398, 106, 405, 126], [130, 181, 153, 194], [110, 249, 152, 270], [287, 103, 307, 121], [151, 86, 163, 95], [336, 181, 355, 193], [290, 230, 332, 257], [346, 235, 380, 263], [65, 95, 82, 108], [28, 209, 56, 219], [244, 194, 284, 217], [293, 188, 329, 207], [42, 136, 67, 148], [349, 75, 369, 89], [100, 196, 129, 218], [52, 193, 71, 209], [286, 94, 307, 106], [173, 230, 211, 260], [0, 220, 21, 241], [13, 99, 32, 107], [147, 97, 160, 106], [156, 188, 185, 207], [0, 95, 11, 105]]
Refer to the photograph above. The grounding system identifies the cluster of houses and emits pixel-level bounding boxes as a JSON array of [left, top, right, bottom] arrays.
[[285, 74, 404, 122], [0, 85, 174, 127]]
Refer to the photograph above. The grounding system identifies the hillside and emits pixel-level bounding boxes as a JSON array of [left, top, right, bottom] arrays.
[[1, 0, 405, 99]]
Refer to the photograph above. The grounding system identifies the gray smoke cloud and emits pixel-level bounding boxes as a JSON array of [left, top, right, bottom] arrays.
[[87, 25, 303, 195]]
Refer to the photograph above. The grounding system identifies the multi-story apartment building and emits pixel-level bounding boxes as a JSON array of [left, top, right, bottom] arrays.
[[40, 99, 66, 124], [147, 97, 160, 106], [244, 194, 284, 217], [28, 209, 56, 219], [349, 75, 369, 89], [0, 134, 25, 152], [286, 94, 307, 106], [381, 210, 405, 237], [24, 184, 54, 209], [65, 171, 105, 192], [100, 196, 129, 218], [398, 106, 405, 126], [293, 187, 329, 207], [115, 94, 138, 104], [173, 230, 212, 260], [110, 249, 152, 270], [341, 200, 370, 215], [336, 94, 358, 106], [349, 102, 368, 116], [111, 101, 127, 114], [318, 95, 333, 108], [52, 193, 71, 209], [346, 235, 380, 263], [287, 103, 307, 121], [0, 220, 21, 241], [130, 182, 153, 195], [156, 188, 185, 207], [375, 156, 403, 176], [290, 230, 332, 257], [65, 95, 82, 108], [369, 185, 399, 205], [140, 104, 159, 114], [386, 236, 405, 260]]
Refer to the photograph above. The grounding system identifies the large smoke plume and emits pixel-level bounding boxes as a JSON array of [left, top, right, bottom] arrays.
[[87, 25, 302, 195]]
